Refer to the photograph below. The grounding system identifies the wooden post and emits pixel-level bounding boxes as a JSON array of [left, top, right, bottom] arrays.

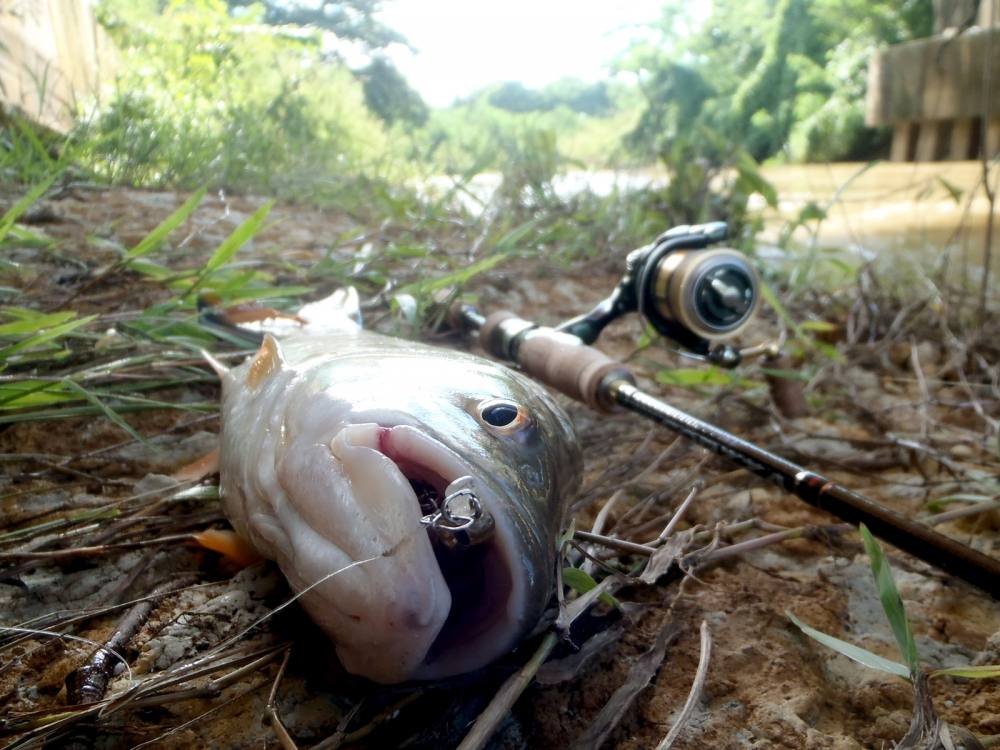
[[890, 122, 912, 162], [914, 121, 942, 161], [986, 118, 1000, 159], [949, 118, 974, 160]]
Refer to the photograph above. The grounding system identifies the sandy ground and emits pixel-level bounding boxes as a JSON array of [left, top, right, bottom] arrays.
[[1, 185, 998, 749]]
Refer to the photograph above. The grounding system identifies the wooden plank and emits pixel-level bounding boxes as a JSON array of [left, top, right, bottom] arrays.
[[914, 121, 942, 162], [949, 118, 974, 160], [979, 0, 1000, 28], [890, 122, 912, 162], [866, 29, 1000, 125], [0, 0, 115, 133], [986, 118, 1000, 159]]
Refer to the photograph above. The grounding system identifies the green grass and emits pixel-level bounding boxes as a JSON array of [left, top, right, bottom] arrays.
[[789, 525, 1000, 683]]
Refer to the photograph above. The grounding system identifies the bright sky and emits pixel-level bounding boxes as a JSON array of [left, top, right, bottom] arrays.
[[377, 0, 666, 107]]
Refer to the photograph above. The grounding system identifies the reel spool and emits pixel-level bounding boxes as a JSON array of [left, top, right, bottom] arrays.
[[638, 245, 759, 342], [557, 222, 761, 366]]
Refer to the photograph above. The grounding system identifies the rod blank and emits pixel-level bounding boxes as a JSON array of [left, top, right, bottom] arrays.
[[608, 379, 1000, 598]]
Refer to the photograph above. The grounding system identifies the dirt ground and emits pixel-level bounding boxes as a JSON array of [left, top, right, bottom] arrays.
[[1, 186, 998, 749]]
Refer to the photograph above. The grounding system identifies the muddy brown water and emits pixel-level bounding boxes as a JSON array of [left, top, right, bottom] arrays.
[[0, 185, 997, 749], [758, 161, 1000, 282], [443, 160, 1000, 282]]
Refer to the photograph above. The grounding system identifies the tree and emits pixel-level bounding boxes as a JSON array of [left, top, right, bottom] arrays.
[[727, 0, 815, 159], [226, 1, 404, 50], [621, 0, 934, 163], [357, 56, 428, 126], [487, 82, 551, 113]]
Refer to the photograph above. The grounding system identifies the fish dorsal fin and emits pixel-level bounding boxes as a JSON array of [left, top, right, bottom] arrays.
[[296, 287, 362, 332], [246, 334, 284, 389]]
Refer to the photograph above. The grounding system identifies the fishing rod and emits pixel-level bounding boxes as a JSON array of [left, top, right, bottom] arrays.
[[449, 221, 1000, 598]]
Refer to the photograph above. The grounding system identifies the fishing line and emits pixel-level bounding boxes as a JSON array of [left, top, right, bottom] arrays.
[[210, 548, 395, 655]]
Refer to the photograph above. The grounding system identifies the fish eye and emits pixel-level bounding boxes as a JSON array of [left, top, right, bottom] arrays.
[[478, 399, 530, 434]]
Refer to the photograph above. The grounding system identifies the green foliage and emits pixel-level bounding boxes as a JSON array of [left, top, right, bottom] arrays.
[[728, 0, 815, 160], [484, 79, 614, 116], [625, 0, 933, 164], [486, 82, 551, 114], [0, 116, 70, 186], [418, 81, 642, 176], [357, 56, 429, 126], [84, 0, 396, 194], [790, 526, 1000, 684], [226, 0, 404, 50]]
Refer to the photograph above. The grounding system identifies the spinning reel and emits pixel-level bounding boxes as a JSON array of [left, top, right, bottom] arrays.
[[556, 222, 761, 367]]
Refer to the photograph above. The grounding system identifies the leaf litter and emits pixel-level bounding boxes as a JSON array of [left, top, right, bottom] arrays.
[[0, 183, 998, 749]]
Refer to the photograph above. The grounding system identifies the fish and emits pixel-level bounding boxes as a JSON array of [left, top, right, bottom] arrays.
[[205, 290, 581, 684]]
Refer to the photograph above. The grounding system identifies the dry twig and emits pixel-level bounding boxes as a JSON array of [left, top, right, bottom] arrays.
[[655, 620, 713, 750], [65, 574, 198, 705], [455, 631, 559, 750]]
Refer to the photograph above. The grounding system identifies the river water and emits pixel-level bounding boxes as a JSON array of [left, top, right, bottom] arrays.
[[430, 161, 999, 284], [757, 161, 1000, 282]]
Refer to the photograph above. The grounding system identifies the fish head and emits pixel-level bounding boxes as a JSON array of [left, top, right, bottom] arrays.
[[243, 351, 581, 684]]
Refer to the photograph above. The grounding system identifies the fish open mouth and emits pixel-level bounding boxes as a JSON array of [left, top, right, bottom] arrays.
[[374, 425, 524, 678]]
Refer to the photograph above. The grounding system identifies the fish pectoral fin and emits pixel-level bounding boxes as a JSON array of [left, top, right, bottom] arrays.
[[192, 528, 263, 567], [173, 447, 220, 482], [246, 334, 285, 389]]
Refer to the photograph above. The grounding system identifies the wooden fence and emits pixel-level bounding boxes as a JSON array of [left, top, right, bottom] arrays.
[[0, 0, 116, 133]]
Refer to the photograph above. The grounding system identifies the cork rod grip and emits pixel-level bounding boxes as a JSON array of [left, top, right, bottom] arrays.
[[520, 339, 633, 416], [477, 311, 634, 411]]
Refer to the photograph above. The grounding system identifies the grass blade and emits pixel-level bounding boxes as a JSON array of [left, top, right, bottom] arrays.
[[655, 366, 761, 389], [0, 311, 76, 336], [397, 251, 512, 299], [787, 610, 910, 678], [186, 200, 274, 296], [204, 202, 273, 271], [13, 116, 56, 170], [0, 401, 216, 424], [925, 493, 998, 513], [0, 314, 96, 362], [125, 186, 207, 260], [0, 171, 61, 244], [930, 665, 1000, 679], [0, 380, 77, 408], [60, 378, 147, 444], [562, 567, 619, 607], [859, 524, 920, 677]]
